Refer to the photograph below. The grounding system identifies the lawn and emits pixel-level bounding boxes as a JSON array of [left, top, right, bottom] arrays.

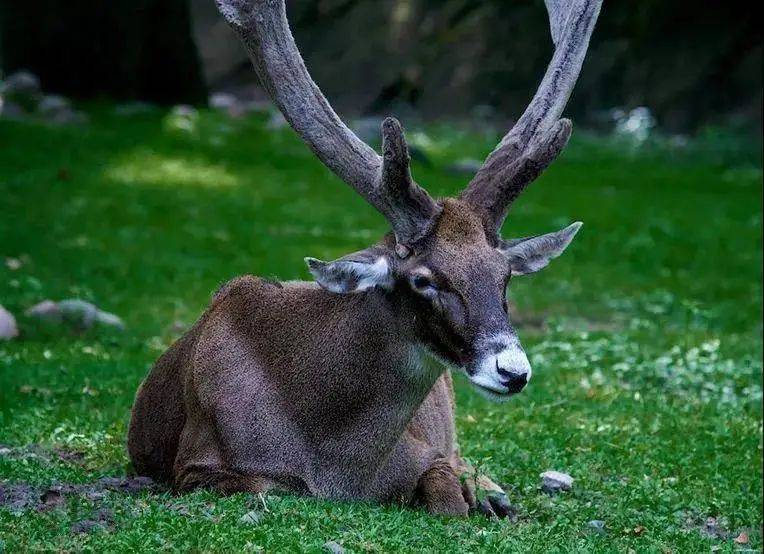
[[0, 107, 762, 552]]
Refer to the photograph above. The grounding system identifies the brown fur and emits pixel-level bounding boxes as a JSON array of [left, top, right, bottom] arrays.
[[128, 202, 509, 515]]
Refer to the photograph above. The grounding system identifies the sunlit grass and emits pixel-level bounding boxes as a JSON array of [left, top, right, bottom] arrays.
[[104, 151, 241, 189]]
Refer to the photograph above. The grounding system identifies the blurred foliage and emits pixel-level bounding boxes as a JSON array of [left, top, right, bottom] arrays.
[[288, 0, 761, 133], [1, 1, 760, 133], [0, 0, 207, 105]]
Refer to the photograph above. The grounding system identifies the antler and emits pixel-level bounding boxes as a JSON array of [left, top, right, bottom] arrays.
[[215, 0, 441, 249], [460, 0, 602, 237]]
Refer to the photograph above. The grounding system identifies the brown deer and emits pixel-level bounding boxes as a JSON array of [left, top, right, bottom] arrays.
[[128, 0, 601, 517]]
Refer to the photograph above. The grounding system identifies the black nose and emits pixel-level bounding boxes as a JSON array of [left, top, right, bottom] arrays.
[[497, 369, 528, 393]]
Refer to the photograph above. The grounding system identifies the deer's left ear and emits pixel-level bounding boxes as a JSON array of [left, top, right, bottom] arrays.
[[305, 248, 394, 293], [498, 222, 582, 276]]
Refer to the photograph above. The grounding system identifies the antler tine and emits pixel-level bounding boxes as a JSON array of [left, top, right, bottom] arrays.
[[460, 0, 602, 237], [216, 0, 440, 248]]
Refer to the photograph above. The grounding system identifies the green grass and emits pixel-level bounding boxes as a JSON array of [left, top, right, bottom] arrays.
[[0, 107, 761, 552]]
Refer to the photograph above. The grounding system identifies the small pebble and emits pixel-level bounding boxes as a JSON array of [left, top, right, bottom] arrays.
[[26, 300, 63, 323], [587, 520, 606, 534], [540, 470, 574, 494], [239, 510, 262, 525], [323, 541, 345, 554], [0, 305, 19, 339]]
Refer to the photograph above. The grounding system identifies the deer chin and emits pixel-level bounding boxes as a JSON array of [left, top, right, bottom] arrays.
[[418, 346, 520, 403], [470, 383, 518, 403]]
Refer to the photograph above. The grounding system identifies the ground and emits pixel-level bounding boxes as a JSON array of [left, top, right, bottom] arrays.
[[0, 107, 761, 552]]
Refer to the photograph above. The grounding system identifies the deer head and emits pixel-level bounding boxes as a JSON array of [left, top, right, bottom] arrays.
[[217, 0, 601, 398]]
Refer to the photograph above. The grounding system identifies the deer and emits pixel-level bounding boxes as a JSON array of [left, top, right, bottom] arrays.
[[127, 0, 601, 517]]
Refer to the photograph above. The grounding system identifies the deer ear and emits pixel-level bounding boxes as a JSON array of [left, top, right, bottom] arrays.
[[498, 222, 582, 276], [305, 250, 394, 294]]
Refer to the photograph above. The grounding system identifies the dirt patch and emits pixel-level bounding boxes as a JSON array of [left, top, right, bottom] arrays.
[[0, 476, 159, 514], [0, 443, 87, 466]]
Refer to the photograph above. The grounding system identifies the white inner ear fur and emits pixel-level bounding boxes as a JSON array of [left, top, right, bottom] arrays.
[[499, 221, 582, 276], [306, 256, 393, 293], [354, 257, 393, 291]]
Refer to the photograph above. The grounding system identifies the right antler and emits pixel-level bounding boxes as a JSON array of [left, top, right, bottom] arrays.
[[215, 0, 441, 251], [460, 0, 602, 237]]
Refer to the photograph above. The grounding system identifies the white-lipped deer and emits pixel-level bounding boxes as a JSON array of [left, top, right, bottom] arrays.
[[128, 0, 601, 516]]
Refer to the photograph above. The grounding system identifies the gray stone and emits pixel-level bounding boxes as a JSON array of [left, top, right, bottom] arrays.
[[38, 95, 71, 115], [238, 510, 262, 525], [58, 299, 99, 330], [322, 541, 345, 554], [1, 70, 42, 111], [0, 100, 27, 120], [587, 520, 606, 533], [0, 305, 19, 340], [26, 300, 124, 331], [25, 300, 63, 324], [95, 311, 125, 331], [540, 470, 574, 493], [209, 92, 238, 111]]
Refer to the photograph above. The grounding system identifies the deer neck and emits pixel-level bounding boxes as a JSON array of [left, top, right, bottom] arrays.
[[303, 290, 444, 486]]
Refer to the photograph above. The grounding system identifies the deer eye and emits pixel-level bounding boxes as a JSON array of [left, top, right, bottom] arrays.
[[412, 275, 438, 293]]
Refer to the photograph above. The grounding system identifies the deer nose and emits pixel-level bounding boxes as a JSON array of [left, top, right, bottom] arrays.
[[497, 366, 528, 393]]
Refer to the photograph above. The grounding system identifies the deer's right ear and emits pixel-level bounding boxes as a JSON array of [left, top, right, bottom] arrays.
[[305, 253, 394, 294]]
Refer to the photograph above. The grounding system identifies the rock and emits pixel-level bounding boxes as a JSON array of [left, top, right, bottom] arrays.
[[540, 470, 574, 494], [734, 531, 749, 545], [95, 311, 125, 331], [26, 299, 124, 331], [25, 300, 63, 324], [445, 158, 483, 176], [1, 70, 42, 111], [0, 305, 19, 339], [58, 299, 99, 330], [0, 100, 27, 120], [587, 520, 606, 534], [38, 95, 71, 115], [322, 541, 345, 554], [209, 92, 238, 111], [239, 510, 262, 525]]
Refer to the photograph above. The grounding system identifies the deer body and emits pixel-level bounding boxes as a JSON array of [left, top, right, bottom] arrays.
[[128, 0, 602, 517], [130, 275, 458, 503]]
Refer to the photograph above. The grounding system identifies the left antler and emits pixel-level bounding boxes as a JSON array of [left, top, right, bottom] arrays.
[[215, 0, 441, 248]]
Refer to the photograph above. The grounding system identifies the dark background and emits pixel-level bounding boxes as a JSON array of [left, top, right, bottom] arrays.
[[1, 0, 761, 134]]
